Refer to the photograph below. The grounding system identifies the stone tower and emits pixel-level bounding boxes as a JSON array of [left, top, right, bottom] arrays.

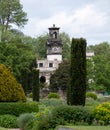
[[37, 24, 63, 84], [47, 24, 62, 61]]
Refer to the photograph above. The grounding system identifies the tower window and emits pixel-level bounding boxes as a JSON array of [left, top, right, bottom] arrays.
[[49, 63, 53, 67], [53, 32, 57, 39], [39, 63, 43, 67]]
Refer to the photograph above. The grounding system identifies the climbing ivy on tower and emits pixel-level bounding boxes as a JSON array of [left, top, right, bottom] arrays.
[[68, 38, 87, 106]]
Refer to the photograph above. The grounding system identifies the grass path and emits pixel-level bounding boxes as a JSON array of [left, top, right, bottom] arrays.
[[0, 128, 19, 130], [68, 126, 110, 130]]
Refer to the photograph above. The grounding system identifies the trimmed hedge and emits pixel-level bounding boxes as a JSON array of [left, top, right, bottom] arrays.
[[0, 102, 39, 116], [47, 93, 60, 99], [86, 92, 97, 100], [52, 105, 93, 125]]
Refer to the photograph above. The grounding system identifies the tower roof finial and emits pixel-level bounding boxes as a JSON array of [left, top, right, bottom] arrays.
[[53, 24, 55, 27]]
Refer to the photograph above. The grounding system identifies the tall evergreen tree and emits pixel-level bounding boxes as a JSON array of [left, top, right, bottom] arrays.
[[68, 38, 87, 106], [32, 69, 39, 102]]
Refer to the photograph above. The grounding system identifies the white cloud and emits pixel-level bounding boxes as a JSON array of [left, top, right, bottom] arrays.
[[20, 0, 110, 45]]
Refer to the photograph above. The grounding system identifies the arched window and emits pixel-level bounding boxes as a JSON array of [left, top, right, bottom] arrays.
[[40, 76, 46, 83], [53, 32, 57, 39]]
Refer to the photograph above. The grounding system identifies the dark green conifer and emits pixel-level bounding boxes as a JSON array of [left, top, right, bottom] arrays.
[[68, 38, 87, 106], [32, 69, 39, 101]]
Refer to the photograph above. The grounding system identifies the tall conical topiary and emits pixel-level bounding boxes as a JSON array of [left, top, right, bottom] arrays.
[[68, 38, 87, 106], [32, 69, 39, 102], [0, 64, 26, 102]]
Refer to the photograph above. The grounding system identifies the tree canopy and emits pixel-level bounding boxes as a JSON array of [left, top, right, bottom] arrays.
[[50, 60, 70, 92], [0, 0, 28, 42], [87, 42, 110, 92], [0, 0, 28, 29]]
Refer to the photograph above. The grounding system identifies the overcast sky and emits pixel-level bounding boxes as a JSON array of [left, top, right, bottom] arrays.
[[20, 0, 110, 45]]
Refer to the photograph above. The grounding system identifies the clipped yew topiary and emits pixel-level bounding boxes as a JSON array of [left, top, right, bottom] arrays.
[[68, 38, 87, 106], [0, 64, 26, 102], [32, 69, 39, 102]]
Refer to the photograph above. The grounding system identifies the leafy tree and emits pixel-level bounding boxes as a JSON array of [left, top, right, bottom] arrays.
[[35, 35, 47, 59], [50, 60, 70, 92], [0, 0, 28, 41], [0, 64, 26, 102], [0, 0, 28, 29], [68, 38, 87, 106], [60, 32, 71, 60], [0, 42, 36, 92], [93, 42, 109, 55], [87, 58, 95, 90], [87, 42, 110, 92]]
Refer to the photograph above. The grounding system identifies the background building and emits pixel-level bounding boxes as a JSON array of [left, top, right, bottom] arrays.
[[37, 24, 63, 84]]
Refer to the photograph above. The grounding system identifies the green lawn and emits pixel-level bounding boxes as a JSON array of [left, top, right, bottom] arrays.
[[67, 126, 110, 130], [0, 127, 10, 130]]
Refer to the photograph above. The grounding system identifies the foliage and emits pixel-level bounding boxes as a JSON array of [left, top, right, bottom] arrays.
[[34, 108, 54, 130], [32, 69, 39, 102], [0, 42, 36, 92], [85, 98, 99, 109], [87, 42, 110, 92], [50, 60, 70, 92], [0, 0, 27, 32], [52, 105, 93, 125], [47, 92, 60, 99], [86, 92, 97, 100], [0, 114, 17, 128], [24, 118, 36, 130], [15, 103, 101, 130], [34, 35, 47, 59], [93, 102, 110, 125], [39, 99, 66, 107], [68, 38, 87, 106], [0, 64, 26, 102], [0, 102, 39, 116], [60, 32, 71, 60], [17, 113, 35, 130], [86, 58, 95, 90], [28, 92, 33, 98]]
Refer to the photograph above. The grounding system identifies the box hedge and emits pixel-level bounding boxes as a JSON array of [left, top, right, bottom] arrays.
[[52, 105, 93, 125], [0, 102, 39, 116]]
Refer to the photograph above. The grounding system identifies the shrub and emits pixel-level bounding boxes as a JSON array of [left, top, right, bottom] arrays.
[[33, 105, 93, 130], [28, 92, 33, 98], [93, 102, 110, 125], [47, 93, 60, 99], [17, 113, 35, 130], [24, 117, 37, 130], [33, 107, 56, 130], [0, 114, 17, 128], [86, 92, 97, 100], [52, 105, 93, 125], [39, 99, 66, 107], [0, 102, 39, 116], [0, 64, 26, 102]]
